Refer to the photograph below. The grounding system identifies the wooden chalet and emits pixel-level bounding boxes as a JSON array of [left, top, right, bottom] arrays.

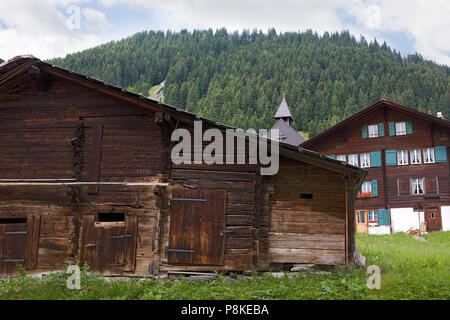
[[0, 56, 365, 277], [301, 100, 450, 234]]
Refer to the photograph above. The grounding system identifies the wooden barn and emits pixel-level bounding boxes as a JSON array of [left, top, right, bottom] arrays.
[[0, 56, 365, 277]]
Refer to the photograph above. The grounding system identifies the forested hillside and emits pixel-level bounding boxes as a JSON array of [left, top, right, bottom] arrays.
[[50, 29, 450, 137]]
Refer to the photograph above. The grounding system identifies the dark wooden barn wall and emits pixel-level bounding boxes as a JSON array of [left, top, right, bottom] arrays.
[[268, 158, 347, 265], [0, 76, 165, 275]]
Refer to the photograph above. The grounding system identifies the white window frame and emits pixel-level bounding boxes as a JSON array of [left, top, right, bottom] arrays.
[[410, 149, 422, 164], [348, 154, 358, 167], [336, 154, 346, 162], [368, 210, 378, 225], [368, 124, 379, 138], [360, 153, 371, 168], [423, 148, 435, 163], [361, 181, 372, 193], [411, 178, 425, 195], [395, 122, 407, 136], [397, 150, 409, 165]]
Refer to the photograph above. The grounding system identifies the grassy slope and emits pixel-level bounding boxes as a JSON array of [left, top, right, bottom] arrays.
[[0, 232, 449, 300]]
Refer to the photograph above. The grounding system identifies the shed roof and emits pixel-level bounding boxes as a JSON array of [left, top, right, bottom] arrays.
[[0, 55, 365, 180]]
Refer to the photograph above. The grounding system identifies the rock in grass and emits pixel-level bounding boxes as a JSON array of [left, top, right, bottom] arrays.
[[290, 265, 313, 272], [185, 275, 217, 282]]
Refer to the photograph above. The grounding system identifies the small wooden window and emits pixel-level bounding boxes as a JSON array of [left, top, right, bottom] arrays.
[[0, 218, 27, 224], [97, 212, 125, 222], [300, 193, 313, 199]]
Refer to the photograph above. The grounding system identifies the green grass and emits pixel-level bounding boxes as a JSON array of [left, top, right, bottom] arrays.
[[1, 232, 449, 300]]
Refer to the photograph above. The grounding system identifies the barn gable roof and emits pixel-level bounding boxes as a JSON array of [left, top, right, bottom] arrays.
[[301, 100, 450, 148], [0, 56, 365, 179]]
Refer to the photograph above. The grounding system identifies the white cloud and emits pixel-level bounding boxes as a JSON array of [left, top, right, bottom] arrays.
[[82, 7, 111, 32], [0, 0, 449, 65], [0, 0, 103, 60]]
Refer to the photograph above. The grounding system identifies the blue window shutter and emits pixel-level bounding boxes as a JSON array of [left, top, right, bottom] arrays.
[[371, 180, 378, 197], [327, 155, 336, 159], [385, 150, 397, 166], [378, 209, 390, 226], [388, 122, 395, 136], [435, 146, 448, 163], [362, 124, 368, 139], [378, 122, 385, 137], [406, 120, 413, 134], [370, 151, 382, 167]]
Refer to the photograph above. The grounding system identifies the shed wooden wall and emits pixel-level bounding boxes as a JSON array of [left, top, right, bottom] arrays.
[[0, 69, 355, 276], [268, 158, 347, 265]]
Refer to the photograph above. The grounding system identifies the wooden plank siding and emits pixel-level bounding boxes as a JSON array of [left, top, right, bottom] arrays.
[[268, 158, 347, 265], [303, 106, 450, 211], [0, 59, 363, 276]]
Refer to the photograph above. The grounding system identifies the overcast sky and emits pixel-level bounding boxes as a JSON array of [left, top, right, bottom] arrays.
[[1, 0, 449, 66]]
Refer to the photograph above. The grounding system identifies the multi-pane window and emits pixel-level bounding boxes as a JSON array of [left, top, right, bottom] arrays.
[[410, 149, 421, 164], [397, 150, 409, 165], [348, 154, 358, 167], [368, 125, 379, 138], [395, 122, 407, 135], [360, 153, 371, 168], [336, 155, 346, 162], [361, 181, 372, 193], [368, 210, 378, 224], [423, 148, 435, 163], [357, 211, 365, 223], [411, 178, 425, 195]]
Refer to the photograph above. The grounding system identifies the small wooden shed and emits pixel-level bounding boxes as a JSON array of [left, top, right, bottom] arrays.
[[0, 56, 365, 277]]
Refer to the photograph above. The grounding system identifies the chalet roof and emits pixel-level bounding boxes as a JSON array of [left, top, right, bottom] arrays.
[[301, 100, 450, 148], [274, 95, 293, 119], [0, 56, 365, 180], [268, 119, 306, 146]]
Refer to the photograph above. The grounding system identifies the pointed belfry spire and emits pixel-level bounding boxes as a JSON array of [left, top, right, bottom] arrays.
[[274, 94, 294, 126]]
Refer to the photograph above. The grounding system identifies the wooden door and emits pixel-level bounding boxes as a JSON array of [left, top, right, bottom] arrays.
[[168, 190, 227, 266], [80, 215, 138, 273], [0, 216, 40, 275], [425, 207, 442, 232], [355, 210, 368, 234]]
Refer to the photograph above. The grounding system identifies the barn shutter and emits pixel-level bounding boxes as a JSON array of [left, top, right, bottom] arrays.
[[327, 155, 336, 159], [362, 124, 368, 139], [371, 180, 378, 197], [435, 146, 448, 163], [388, 122, 395, 136], [406, 120, 413, 134], [24, 215, 40, 270], [378, 209, 390, 226], [370, 151, 382, 167], [385, 150, 397, 166], [123, 215, 138, 272], [378, 122, 385, 137]]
